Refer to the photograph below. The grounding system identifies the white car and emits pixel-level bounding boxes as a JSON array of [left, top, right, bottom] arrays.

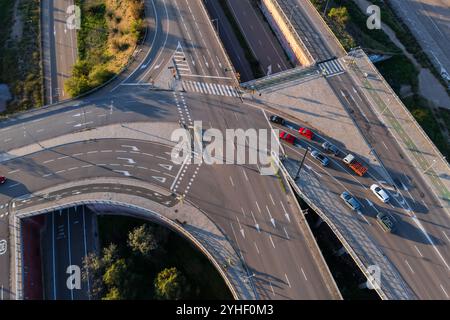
[[370, 184, 390, 203]]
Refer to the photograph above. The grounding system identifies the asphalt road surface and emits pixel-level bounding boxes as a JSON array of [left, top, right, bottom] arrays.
[[0, 0, 340, 300], [42, 0, 78, 103]]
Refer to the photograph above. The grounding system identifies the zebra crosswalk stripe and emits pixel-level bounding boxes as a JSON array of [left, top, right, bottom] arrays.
[[182, 81, 239, 97]]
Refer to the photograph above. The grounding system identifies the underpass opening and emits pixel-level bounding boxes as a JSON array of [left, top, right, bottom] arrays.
[[21, 203, 233, 300]]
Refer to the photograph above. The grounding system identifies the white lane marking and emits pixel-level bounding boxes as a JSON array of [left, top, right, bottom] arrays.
[[443, 232, 450, 242], [121, 145, 140, 152], [269, 235, 275, 248], [285, 274, 291, 288], [405, 259, 415, 274], [283, 227, 290, 240], [266, 205, 276, 228], [114, 170, 131, 177], [254, 242, 260, 255], [255, 201, 261, 213], [242, 169, 249, 182], [52, 213, 56, 299], [8, 183, 20, 188], [269, 282, 275, 296], [74, 122, 93, 128], [414, 245, 423, 257], [301, 268, 308, 281], [82, 206, 91, 299], [440, 284, 449, 298], [152, 176, 167, 183], [269, 193, 275, 206], [8, 169, 19, 174], [117, 158, 136, 164], [229, 176, 235, 187]]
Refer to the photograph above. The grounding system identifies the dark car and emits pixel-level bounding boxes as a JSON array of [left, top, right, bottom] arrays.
[[311, 151, 330, 166], [322, 141, 339, 156], [376, 212, 396, 233], [270, 115, 285, 125], [340, 191, 361, 211]]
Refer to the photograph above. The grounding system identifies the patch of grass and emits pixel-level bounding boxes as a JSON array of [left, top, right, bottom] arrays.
[[0, 0, 43, 114], [66, 0, 144, 97]]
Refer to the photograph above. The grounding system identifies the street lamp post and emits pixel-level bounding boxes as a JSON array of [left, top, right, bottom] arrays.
[[295, 147, 309, 180]]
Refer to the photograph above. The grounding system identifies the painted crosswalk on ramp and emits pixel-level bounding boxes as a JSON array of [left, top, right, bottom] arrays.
[[173, 42, 191, 76], [318, 59, 346, 77], [182, 80, 240, 97]]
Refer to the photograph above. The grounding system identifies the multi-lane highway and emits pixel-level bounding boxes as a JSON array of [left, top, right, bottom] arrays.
[[42, 0, 78, 103], [0, 0, 341, 300]]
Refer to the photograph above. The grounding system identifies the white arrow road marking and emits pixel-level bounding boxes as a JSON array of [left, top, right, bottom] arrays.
[[117, 158, 136, 164], [250, 211, 260, 233], [114, 170, 131, 177], [236, 217, 245, 239], [121, 145, 140, 152], [266, 205, 276, 228], [152, 176, 167, 183], [74, 122, 93, 128], [159, 164, 173, 171]]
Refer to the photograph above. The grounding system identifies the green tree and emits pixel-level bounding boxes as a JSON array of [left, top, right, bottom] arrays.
[[328, 7, 349, 27], [127, 224, 158, 258], [82, 252, 105, 299], [103, 287, 122, 300], [154, 267, 189, 300]]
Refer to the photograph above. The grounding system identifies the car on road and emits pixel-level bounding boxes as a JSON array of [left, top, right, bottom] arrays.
[[279, 131, 295, 144], [299, 127, 314, 140], [0, 176, 6, 184], [322, 141, 339, 156], [270, 115, 285, 125], [311, 151, 329, 166], [376, 212, 396, 233], [370, 184, 390, 203], [340, 191, 361, 211]]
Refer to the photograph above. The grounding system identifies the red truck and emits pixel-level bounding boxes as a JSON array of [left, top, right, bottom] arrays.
[[343, 154, 368, 176]]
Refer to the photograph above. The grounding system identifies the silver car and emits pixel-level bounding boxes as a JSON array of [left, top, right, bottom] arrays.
[[322, 141, 339, 156], [311, 150, 330, 166], [340, 191, 361, 211]]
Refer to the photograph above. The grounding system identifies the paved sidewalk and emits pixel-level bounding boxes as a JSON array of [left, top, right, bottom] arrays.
[[346, 49, 450, 210], [10, 178, 256, 300]]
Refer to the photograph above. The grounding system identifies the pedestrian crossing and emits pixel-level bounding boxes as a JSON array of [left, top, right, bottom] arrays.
[[173, 43, 191, 76], [318, 59, 346, 77], [182, 80, 240, 98]]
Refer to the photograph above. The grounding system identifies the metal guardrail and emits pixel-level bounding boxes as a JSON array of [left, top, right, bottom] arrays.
[[241, 65, 319, 91]]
